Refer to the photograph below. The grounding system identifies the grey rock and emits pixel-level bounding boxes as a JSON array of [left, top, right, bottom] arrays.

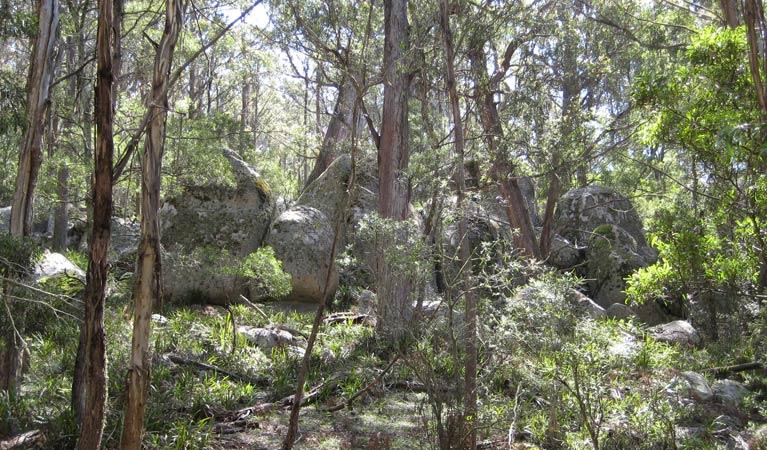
[[649, 320, 701, 347], [110, 217, 140, 262], [480, 177, 540, 228], [713, 379, 749, 407], [151, 314, 168, 326], [548, 234, 583, 269], [553, 185, 649, 249], [549, 186, 658, 319], [161, 150, 273, 304], [668, 371, 713, 402], [238, 326, 300, 354], [585, 224, 655, 307], [33, 252, 85, 283], [298, 153, 353, 221], [357, 290, 376, 316], [569, 290, 607, 320], [606, 303, 638, 321], [266, 206, 338, 303]]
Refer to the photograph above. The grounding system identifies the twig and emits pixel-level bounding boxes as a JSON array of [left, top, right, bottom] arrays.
[[240, 294, 270, 321], [321, 355, 400, 412], [0, 429, 45, 450], [703, 361, 764, 378], [165, 354, 268, 385]]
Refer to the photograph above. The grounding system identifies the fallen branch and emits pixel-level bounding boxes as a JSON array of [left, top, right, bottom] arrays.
[[323, 312, 375, 326], [703, 361, 764, 378], [239, 295, 309, 339], [165, 354, 269, 385], [321, 355, 399, 412], [0, 429, 45, 450]]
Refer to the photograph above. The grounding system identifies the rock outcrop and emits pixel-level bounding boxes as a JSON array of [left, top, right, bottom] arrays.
[[33, 251, 86, 283], [548, 185, 660, 321], [648, 320, 701, 347], [265, 206, 338, 303], [161, 150, 274, 304]]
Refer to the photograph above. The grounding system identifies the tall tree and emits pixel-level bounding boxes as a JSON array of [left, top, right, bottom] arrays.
[[75, 0, 121, 447], [439, 1, 476, 448], [1, 0, 59, 398], [376, 0, 412, 344], [119, 0, 186, 448], [467, 28, 541, 260], [304, 79, 356, 187]]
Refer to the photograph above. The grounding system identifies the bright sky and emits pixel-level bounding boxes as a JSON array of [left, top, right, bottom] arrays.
[[223, 2, 271, 29]]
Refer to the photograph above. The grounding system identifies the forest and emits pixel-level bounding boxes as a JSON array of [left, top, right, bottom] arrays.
[[1, 0, 767, 448]]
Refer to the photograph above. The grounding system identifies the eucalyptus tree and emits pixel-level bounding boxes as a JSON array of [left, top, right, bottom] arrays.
[[120, 0, 186, 445], [75, 0, 120, 448], [268, 0, 384, 188], [2, 0, 59, 400]]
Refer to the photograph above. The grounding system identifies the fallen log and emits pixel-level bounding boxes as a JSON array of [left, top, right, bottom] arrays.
[[0, 429, 45, 450], [703, 361, 764, 378]]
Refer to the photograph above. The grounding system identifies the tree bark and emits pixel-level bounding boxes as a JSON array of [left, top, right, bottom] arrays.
[[439, 1, 476, 448], [9, 0, 59, 237], [1, 0, 59, 401], [376, 0, 412, 345], [75, 0, 117, 448], [467, 35, 540, 260], [119, 1, 185, 448], [304, 79, 356, 188]]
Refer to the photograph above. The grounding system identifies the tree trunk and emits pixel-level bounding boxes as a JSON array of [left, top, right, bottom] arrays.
[[720, 0, 740, 27], [52, 163, 69, 251], [467, 35, 540, 260], [9, 0, 59, 237], [440, 1, 476, 448], [304, 79, 356, 188], [2, 0, 59, 401], [75, 0, 117, 447], [376, 0, 412, 345], [120, 1, 185, 448], [241, 76, 251, 152]]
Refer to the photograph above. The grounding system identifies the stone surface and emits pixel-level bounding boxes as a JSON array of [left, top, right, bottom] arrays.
[[548, 186, 658, 318], [161, 150, 274, 304], [585, 224, 655, 307], [668, 371, 713, 402], [553, 185, 649, 248], [266, 206, 338, 303], [33, 251, 85, 282], [298, 153, 353, 221], [569, 289, 607, 320], [238, 326, 301, 354], [712, 379, 749, 407], [547, 234, 583, 269], [110, 217, 140, 262], [649, 320, 701, 347], [479, 177, 540, 228], [606, 303, 638, 321]]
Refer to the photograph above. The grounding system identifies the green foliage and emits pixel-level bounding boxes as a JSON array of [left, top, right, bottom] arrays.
[[493, 273, 680, 450], [236, 247, 292, 300], [0, 234, 39, 279]]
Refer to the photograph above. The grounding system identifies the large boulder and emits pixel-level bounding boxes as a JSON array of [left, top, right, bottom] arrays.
[[549, 186, 658, 317], [33, 251, 85, 283], [554, 185, 649, 249], [668, 371, 713, 402], [585, 224, 654, 307], [161, 150, 274, 304], [297, 154, 353, 221], [478, 177, 541, 228], [649, 320, 701, 347], [266, 206, 338, 303]]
